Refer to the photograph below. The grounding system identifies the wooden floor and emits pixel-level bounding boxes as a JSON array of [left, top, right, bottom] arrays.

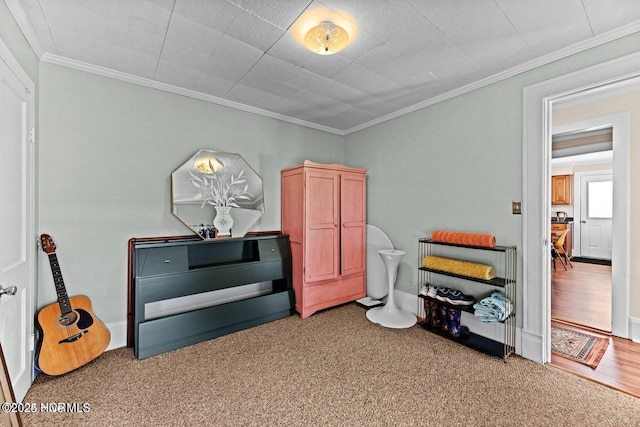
[[551, 259, 640, 398], [551, 259, 611, 333]]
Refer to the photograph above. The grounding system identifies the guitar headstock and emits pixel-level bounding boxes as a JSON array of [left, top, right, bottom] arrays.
[[40, 234, 57, 254]]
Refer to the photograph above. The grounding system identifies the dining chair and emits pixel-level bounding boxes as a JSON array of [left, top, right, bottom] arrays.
[[552, 229, 573, 271]]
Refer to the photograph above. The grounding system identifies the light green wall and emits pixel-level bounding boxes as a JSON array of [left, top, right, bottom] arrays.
[[344, 80, 522, 295], [344, 32, 640, 318], [7, 0, 640, 333], [37, 62, 344, 323]]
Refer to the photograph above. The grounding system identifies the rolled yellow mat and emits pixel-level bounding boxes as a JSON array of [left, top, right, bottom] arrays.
[[422, 255, 495, 280]]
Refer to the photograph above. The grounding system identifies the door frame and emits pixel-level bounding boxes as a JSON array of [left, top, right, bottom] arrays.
[[522, 52, 637, 363], [573, 169, 613, 259], [0, 36, 36, 401]]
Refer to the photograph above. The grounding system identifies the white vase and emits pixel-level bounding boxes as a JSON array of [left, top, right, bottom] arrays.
[[213, 206, 234, 237]]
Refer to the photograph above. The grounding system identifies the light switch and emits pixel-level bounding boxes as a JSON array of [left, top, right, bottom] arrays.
[[512, 201, 522, 214]]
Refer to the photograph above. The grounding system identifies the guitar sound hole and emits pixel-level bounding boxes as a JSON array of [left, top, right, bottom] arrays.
[[59, 311, 78, 326]]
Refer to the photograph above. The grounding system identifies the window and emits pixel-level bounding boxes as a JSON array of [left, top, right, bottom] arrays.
[[587, 180, 613, 218]]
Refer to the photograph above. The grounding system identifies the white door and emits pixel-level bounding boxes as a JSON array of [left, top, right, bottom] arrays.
[[0, 50, 36, 402], [579, 173, 613, 260]]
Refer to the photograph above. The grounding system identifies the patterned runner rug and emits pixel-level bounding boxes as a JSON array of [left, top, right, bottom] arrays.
[[551, 326, 610, 369]]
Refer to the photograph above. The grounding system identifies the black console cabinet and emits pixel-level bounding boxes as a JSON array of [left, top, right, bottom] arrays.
[[127, 234, 294, 359]]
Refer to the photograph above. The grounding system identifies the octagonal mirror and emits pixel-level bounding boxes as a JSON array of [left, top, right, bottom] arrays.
[[171, 150, 264, 238]]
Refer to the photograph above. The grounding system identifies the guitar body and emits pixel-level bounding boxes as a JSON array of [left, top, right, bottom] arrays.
[[36, 295, 111, 376]]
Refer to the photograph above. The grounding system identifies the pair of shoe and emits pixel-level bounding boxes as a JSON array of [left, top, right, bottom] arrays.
[[420, 283, 438, 298], [434, 287, 475, 306], [423, 299, 470, 338]]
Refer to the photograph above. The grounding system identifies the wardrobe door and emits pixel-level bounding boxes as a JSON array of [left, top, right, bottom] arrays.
[[340, 172, 366, 277], [304, 169, 340, 283]]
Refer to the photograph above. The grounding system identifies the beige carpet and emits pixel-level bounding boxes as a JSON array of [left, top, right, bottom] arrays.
[[22, 304, 640, 426]]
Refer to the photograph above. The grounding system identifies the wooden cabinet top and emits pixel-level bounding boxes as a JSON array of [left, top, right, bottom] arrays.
[[281, 160, 366, 174]]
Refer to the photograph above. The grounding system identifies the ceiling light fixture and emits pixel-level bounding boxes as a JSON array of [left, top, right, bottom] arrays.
[[304, 21, 350, 55]]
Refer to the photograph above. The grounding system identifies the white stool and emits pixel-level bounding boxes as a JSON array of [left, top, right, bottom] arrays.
[[366, 249, 417, 328]]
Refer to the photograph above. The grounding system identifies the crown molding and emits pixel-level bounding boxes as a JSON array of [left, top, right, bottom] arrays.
[[6, 0, 342, 135], [40, 53, 345, 136], [0, 32, 35, 92], [343, 21, 640, 135], [7, 0, 640, 137], [4, 0, 45, 59]]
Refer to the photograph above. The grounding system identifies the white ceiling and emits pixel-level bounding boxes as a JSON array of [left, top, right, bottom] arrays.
[[7, 0, 640, 134]]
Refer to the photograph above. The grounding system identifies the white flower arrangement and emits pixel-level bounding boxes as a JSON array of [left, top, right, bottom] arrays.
[[189, 159, 253, 208]]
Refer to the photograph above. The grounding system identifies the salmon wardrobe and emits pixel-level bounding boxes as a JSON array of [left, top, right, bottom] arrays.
[[281, 161, 367, 318]]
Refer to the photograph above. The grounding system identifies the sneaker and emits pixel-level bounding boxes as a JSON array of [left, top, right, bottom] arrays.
[[427, 285, 438, 299], [420, 283, 430, 296], [445, 290, 475, 306], [434, 288, 450, 302], [420, 283, 439, 299]]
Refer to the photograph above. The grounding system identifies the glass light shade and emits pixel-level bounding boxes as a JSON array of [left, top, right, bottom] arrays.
[[304, 21, 349, 55]]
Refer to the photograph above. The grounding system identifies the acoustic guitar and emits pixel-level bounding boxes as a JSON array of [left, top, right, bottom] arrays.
[[35, 234, 110, 376]]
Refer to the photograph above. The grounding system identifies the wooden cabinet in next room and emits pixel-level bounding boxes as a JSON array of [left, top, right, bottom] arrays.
[[552, 174, 572, 205], [281, 161, 367, 318]]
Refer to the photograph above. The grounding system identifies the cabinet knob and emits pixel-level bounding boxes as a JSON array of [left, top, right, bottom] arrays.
[[163, 259, 172, 263]]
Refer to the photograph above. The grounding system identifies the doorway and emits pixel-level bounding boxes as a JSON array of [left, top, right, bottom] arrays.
[[521, 52, 638, 365], [550, 130, 614, 334], [550, 113, 629, 340]]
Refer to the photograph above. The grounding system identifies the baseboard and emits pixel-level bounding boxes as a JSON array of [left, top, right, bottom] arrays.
[[395, 289, 420, 315], [631, 316, 640, 343], [105, 320, 127, 351], [520, 329, 544, 363]]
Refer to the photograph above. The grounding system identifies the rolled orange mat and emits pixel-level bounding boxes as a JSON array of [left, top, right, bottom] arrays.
[[431, 230, 496, 248]]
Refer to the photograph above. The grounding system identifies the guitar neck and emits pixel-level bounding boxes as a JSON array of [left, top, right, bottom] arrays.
[[47, 253, 72, 316]]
